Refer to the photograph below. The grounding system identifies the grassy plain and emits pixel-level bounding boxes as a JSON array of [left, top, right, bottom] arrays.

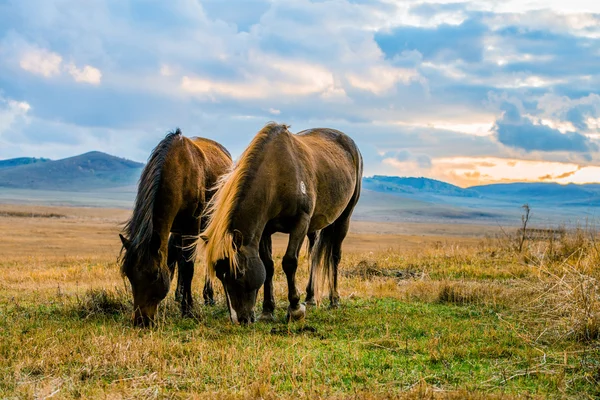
[[0, 204, 598, 399]]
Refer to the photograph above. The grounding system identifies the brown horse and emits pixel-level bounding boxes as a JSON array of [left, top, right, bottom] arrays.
[[119, 129, 231, 326], [201, 123, 362, 324]]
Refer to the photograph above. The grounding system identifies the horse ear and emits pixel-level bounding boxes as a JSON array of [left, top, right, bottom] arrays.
[[119, 234, 131, 250], [232, 229, 243, 250]]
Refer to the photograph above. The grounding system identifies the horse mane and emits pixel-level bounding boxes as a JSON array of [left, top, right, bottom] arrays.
[[202, 122, 289, 279], [121, 128, 183, 274]]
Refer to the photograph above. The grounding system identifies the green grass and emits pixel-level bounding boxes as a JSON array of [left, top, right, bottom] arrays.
[[1, 291, 598, 399]]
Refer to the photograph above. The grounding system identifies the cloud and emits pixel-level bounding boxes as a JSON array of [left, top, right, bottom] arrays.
[[160, 65, 175, 77], [0, 96, 31, 136], [9, 39, 102, 85], [382, 149, 433, 171], [493, 102, 598, 153], [375, 18, 488, 63], [0, 0, 600, 185], [201, 0, 271, 32], [180, 53, 344, 100], [539, 167, 581, 181], [346, 66, 420, 94], [66, 63, 102, 85], [19, 47, 62, 77], [537, 93, 600, 132]]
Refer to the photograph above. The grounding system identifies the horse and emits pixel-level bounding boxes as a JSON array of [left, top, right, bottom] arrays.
[[201, 122, 362, 324], [119, 129, 232, 326]]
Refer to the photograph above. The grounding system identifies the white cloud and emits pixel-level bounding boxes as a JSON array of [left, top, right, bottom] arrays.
[[421, 121, 495, 137], [534, 118, 577, 134], [2, 0, 600, 184], [160, 64, 175, 77], [480, 0, 600, 14], [16, 45, 101, 85], [0, 97, 31, 137], [383, 154, 600, 186], [374, 1, 467, 29], [19, 48, 62, 77], [66, 63, 102, 85], [422, 61, 467, 80], [181, 54, 341, 100], [484, 9, 600, 38], [496, 75, 566, 89], [346, 66, 421, 94]]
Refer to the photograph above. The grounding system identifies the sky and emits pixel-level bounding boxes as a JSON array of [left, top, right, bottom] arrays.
[[0, 0, 599, 187]]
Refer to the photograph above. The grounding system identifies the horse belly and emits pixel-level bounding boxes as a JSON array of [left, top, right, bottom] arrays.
[[308, 183, 355, 231]]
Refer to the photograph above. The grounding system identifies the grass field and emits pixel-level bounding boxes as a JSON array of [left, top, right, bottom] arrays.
[[0, 204, 599, 399]]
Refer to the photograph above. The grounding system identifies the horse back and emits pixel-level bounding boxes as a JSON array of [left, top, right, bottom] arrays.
[[157, 136, 231, 233], [291, 128, 362, 230], [189, 137, 233, 188]]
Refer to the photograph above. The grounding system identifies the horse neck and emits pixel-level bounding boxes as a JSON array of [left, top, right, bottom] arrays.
[[229, 158, 278, 248], [150, 142, 193, 248]]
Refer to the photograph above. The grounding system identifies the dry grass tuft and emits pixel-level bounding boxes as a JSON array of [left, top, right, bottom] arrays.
[[509, 225, 600, 343], [0, 210, 66, 218], [74, 287, 131, 318], [526, 263, 600, 343], [343, 259, 422, 280], [437, 280, 506, 306]]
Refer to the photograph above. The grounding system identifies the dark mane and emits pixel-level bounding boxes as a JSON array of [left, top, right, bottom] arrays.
[[121, 128, 183, 273]]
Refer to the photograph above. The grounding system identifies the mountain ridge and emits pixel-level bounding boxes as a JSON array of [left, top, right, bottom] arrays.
[[0, 151, 599, 210], [0, 157, 51, 170], [0, 151, 144, 191]]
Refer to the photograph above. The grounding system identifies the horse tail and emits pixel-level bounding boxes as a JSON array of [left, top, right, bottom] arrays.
[[309, 224, 337, 302]]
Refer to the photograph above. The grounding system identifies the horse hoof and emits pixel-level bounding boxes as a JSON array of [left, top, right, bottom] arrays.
[[329, 300, 339, 309], [287, 304, 306, 322], [204, 299, 215, 307], [305, 298, 316, 307], [257, 312, 276, 323]]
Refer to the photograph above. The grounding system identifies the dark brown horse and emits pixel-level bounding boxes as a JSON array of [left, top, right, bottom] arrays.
[[201, 123, 362, 324], [119, 129, 231, 326]]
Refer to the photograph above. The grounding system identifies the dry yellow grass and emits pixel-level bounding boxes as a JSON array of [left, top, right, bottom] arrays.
[[0, 204, 599, 399]]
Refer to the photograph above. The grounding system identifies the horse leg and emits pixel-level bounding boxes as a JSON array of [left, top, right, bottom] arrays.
[[198, 214, 214, 306], [304, 231, 317, 306], [328, 216, 351, 309], [168, 234, 184, 302], [202, 276, 215, 306], [179, 236, 196, 317], [258, 234, 276, 322], [283, 217, 309, 322]]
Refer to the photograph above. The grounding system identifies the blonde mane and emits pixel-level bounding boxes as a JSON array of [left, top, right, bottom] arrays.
[[201, 122, 288, 280]]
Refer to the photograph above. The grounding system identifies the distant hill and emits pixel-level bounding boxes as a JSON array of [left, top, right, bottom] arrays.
[[360, 176, 600, 224], [0, 152, 598, 224], [363, 176, 600, 206], [363, 176, 479, 198], [471, 182, 600, 206], [0, 151, 143, 191], [0, 157, 51, 170]]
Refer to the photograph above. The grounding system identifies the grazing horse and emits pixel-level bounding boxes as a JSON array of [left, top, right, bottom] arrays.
[[201, 123, 362, 324], [119, 129, 231, 326]]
